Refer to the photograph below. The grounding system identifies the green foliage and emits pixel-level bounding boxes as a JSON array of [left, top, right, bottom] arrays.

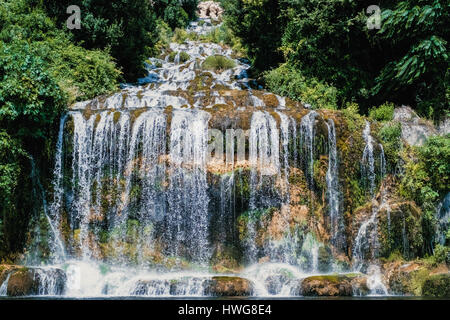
[[164, 0, 190, 29], [374, 0, 449, 119], [224, 0, 449, 119], [0, 41, 66, 139], [418, 134, 450, 196], [369, 102, 395, 122], [264, 64, 338, 110], [44, 0, 158, 81], [399, 135, 450, 254], [202, 55, 236, 72], [377, 122, 402, 170], [430, 244, 449, 265], [341, 103, 364, 133], [199, 24, 246, 57], [152, 19, 173, 55], [223, 0, 285, 71], [169, 51, 191, 63], [0, 0, 120, 256]]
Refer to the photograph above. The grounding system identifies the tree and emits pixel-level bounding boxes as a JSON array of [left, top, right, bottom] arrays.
[[44, 0, 158, 81]]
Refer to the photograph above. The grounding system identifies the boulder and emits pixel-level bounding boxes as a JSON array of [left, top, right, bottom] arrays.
[[377, 200, 423, 259], [198, 1, 224, 20], [6, 267, 66, 296], [383, 261, 429, 296], [203, 276, 253, 296], [393, 106, 438, 146], [300, 274, 368, 296]]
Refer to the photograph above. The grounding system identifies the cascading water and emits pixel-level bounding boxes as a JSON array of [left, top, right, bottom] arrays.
[[361, 121, 376, 197], [167, 109, 211, 263], [71, 113, 96, 258], [352, 120, 389, 293], [299, 111, 318, 188], [0, 274, 10, 296], [29, 157, 66, 264], [325, 119, 344, 250], [435, 192, 450, 246], [247, 111, 280, 263]]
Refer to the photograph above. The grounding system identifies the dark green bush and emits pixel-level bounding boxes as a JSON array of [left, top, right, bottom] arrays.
[[264, 64, 338, 110], [369, 102, 395, 122]]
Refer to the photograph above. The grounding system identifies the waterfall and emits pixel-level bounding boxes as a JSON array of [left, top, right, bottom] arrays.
[[16, 10, 407, 297], [354, 120, 391, 276], [435, 192, 450, 246], [0, 274, 10, 296], [277, 111, 291, 204], [247, 111, 280, 263], [325, 119, 344, 250], [379, 143, 386, 178], [299, 111, 318, 188], [361, 121, 376, 196], [71, 113, 95, 258], [47, 114, 69, 262], [218, 174, 235, 245], [120, 111, 166, 225], [352, 205, 380, 272], [366, 265, 388, 295], [352, 187, 391, 276], [167, 109, 211, 263], [30, 157, 66, 263]]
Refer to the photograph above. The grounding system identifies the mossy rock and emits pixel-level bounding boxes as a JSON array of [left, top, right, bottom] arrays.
[[168, 51, 190, 63], [203, 276, 253, 296], [384, 261, 430, 295], [301, 274, 367, 296], [378, 200, 423, 259], [6, 267, 66, 296], [422, 274, 450, 297]]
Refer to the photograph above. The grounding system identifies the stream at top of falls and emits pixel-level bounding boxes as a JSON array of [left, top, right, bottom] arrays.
[[2, 18, 391, 298]]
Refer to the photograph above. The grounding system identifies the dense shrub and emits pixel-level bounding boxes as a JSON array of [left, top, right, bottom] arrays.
[[0, 0, 120, 256], [223, 0, 449, 119], [369, 102, 395, 122], [377, 122, 402, 171], [44, 0, 158, 81], [164, 0, 190, 29], [264, 64, 338, 110]]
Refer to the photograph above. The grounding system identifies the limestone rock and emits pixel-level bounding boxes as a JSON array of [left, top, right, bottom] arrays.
[[300, 274, 368, 296], [203, 276, 253, 296], [198, 1, 224, 20], [6, 267, 66, 296], [393, 106, 437, 146]]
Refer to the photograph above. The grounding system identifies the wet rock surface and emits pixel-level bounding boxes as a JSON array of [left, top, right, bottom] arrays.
[[393, 106, 439, 146], [300, 274, 368, 296], [203, 276, 254, 296], [3, 267, 66, 296]]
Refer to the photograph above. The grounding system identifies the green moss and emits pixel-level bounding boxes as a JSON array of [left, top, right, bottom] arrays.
[[305, 274, 358, 283], [113, 111, 121, 124], [168, 51, 190, 63], [422, 274, 450, 297]]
